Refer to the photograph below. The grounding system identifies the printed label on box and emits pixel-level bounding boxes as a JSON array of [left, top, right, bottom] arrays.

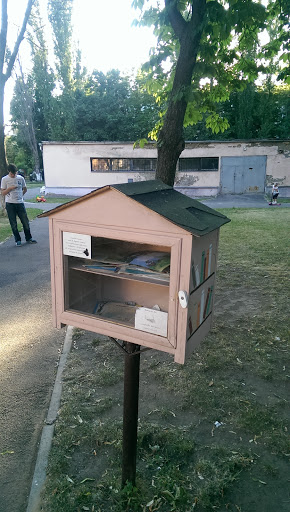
[[135, 307, 168, 337], [63, 232, 91, 259]]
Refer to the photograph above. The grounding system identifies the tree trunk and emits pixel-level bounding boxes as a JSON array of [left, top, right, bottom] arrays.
[[156, 39, 198, 186], [0, 78, 7, 180], [156, 0, 206, 187], [0, 0, 35, 183], [0, 78, 7, 215], [15, 65, 41, 172]]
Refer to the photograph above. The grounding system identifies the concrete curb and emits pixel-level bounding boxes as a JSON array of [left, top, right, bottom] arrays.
[[26, 326, 74, 512]]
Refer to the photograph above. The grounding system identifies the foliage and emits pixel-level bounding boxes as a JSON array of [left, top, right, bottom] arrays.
[[10, 65, 160, 144], [73, 70, 160, 141], [48, 0, 74, 88], [10, 64, 41, 170], [10, 70, 290, 160], [263, 0, 290, 84], [27, 0, 55, 143], [6, 0, 290, 176], [133, 0, 269, 138], [184, 83, 290, 140], [0, 0, 35, 180], [5, 135, 33, 172], [131, 0, 287, 185], [48, 0, 76, 140]]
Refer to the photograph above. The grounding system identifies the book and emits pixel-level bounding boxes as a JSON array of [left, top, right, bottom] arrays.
[[135, 307, 168, 337], [197, 302, 201, 328], [129, 251, 170, 273], [200, 251, 205, 283], [195, 265, 200, 287], [191, 262, 197, 289], [94, 301, 138, 324], [84, 264, 120, 272], [203, 287, 211, 319], [205, 248, 209, 278], [82, 253, 170, 281], [208, 244, 212, 276], [188, 316, 193, 335], [206, 286, 213, 316], [200, 289, 205, 324]]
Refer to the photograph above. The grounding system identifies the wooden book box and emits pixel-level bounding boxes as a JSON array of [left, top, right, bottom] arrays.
[[40, 180, 230, 364]]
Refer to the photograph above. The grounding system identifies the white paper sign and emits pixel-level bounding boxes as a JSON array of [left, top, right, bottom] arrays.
[[63, 232, 91, 259], [135, 307, 168, 337]]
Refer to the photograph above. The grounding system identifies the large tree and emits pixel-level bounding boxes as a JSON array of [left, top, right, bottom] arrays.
[[73, 69, 159, 141], [27, 0, 55, 143], [48, 0, 76, 140], [133, 0, 280, 186], [11, 62, 40, 172], [10, 66, 160, 148], [0, 0, 35, 180], [185, 82, 290, 140], [264, 0, 290, 84]]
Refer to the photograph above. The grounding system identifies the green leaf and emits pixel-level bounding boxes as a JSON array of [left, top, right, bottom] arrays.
[[133, 138, 148, 149]]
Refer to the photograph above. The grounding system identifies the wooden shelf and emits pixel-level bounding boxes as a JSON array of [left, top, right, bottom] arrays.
[[67, 307, 136, 329], [69, 264, 170, 287]]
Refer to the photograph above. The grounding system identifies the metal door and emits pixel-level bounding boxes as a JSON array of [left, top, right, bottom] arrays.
[[220, 156, 266, 194]]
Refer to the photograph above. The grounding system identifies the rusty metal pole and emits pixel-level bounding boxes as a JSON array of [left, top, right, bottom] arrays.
[[121, 342, 140, 488]]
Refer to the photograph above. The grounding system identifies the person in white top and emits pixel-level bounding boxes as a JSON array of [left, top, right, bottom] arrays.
[[270, 183, 279, 205], [1, 163, 37, 246]]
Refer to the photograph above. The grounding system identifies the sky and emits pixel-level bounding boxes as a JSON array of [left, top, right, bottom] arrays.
[[71, 0, 157, 74], [4, 0, 157, 124]]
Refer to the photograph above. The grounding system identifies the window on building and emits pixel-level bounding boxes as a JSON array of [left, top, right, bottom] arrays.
[[91, 158, 110, 171], [91, 156, 218, 173], [132, 158, 157, 171], [91, 157, 156, 172], [111, 159, 131, 171], [179, 157, 219, 172]]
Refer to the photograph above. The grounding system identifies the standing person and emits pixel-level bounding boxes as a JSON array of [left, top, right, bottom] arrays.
[[270, 183, 279, 205], [1, 163, 37, 247]]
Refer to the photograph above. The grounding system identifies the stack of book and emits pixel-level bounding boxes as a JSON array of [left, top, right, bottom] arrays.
[[82, 251, 170, 281]]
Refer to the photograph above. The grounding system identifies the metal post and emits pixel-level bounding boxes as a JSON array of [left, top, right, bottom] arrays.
[[121, 342, 140, 488]]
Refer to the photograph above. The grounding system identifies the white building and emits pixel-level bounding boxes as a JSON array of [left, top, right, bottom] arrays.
[[42, 139, 290, 197]]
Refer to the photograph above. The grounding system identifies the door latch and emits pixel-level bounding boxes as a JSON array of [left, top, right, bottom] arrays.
[[178, 290, 189, 309]]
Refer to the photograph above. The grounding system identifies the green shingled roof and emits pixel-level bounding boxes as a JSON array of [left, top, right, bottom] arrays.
[[39, 179, 230, 235], [112, 180, 230, 236]]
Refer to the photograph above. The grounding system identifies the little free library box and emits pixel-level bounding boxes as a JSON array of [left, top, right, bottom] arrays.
[[40, 180, 230, 364]]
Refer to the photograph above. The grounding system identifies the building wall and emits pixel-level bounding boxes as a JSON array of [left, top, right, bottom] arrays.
[[42, 140, 290, 197]]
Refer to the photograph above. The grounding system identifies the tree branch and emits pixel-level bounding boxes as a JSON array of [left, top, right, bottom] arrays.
[[190, 0, 206, 33], [4, 0, 35, 81], [165, 0, 187, 40], [0, 0, 8, 73]]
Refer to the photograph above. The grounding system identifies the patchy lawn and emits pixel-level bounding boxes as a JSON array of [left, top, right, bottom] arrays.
[[0, 208, 40, 243], [41, 208, 290, 512]]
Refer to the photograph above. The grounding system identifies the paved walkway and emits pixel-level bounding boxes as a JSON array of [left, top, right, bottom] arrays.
[[24, 187, 290, 211], [202, 193, 290, 208], [0, 214, 65, 512]]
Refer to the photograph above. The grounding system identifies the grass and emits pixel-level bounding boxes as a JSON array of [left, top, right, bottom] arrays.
[[41, 208, 289, 512], [26, 181, 45, 189], [265, 194, 290, 204], [0, 208, 40, 243]]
